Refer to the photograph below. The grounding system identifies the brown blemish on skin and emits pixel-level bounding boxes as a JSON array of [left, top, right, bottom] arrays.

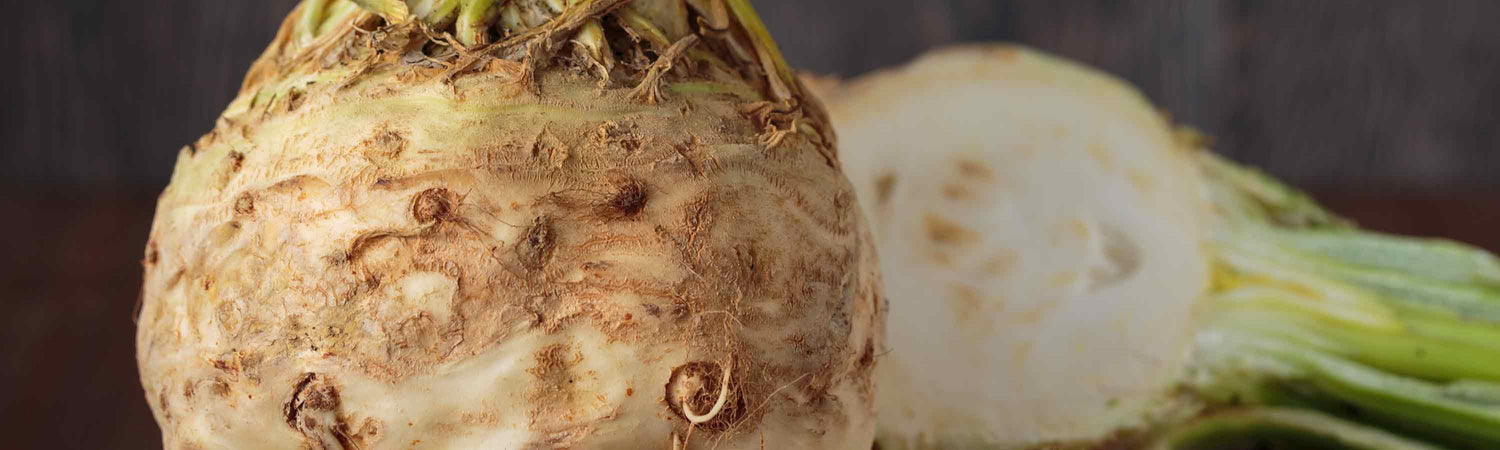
[[591, 121, 643, 155], [955, 158, 994, 180], [931, 250, 954, 268], [858, 337, 875, 369], [1048, 271, 1080, 289], [284, 374, 334, 426], [283, 373, 365, 449], [941, 183, 969, 200], [529, 344, 572, 378], [233, 193, 256, 216], [1016, 303, 1052, 326], [355, 418, 384, 444], [874, 173, 896, 205], [949, 285, 984, 319], [532, 127, 570, 169], [158, 389, 173, 423], [518, 217, 556, 270], [461, 411, 500, 427], [924, 214, 977, 246], [282, 88, 306, 112], [1053, 218, 1091, 245], [606, 180, 648, 218], [364, 128, 408, 161], [1012, 340, 1034, 365], [228, 151, 245, 173], [411, 188, 455, 223], [1086, 142, 1115, 171], [982, 249, 1019, 279], [948, 284, 999, 336], [283, 373, 351, 448], [1128, 169, 1156, 193]]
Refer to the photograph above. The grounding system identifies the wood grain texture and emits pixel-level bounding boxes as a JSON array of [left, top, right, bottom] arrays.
[[4, 0, 1497, 188], [758, 0, 1500, 188]]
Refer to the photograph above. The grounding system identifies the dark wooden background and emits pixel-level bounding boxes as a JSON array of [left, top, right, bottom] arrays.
[[2, 1, 1497, 448]]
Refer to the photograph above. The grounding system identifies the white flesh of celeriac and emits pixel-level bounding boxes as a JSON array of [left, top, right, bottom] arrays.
[[826, 45, 1212, 448]]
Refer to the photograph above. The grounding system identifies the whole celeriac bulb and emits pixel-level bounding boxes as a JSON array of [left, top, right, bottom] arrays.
[[136, 1, 883, 448]]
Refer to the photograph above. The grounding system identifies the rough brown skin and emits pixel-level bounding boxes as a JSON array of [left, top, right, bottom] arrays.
[[136, 1, 883, 448]]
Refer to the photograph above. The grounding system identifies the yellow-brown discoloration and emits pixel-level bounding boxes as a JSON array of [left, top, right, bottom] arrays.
[[947, 284, 998, 338], [931, 250, 954, 268], [1086, 141, 1115, 171], [923, 214, 978, 246], [136, 1, 882, 449], [1048, 271, 1081, 289], [1053, 218, 1092, 246], [941, 183, 970, 201], [874, 173, 897, 206], [955, 159, 995, 180], [981, 249, 1020, 279], [1127, 169, 1157, 193]]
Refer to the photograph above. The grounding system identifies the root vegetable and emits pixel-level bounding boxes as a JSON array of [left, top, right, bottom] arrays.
[[135, 1, 882, 448], [821, 45, 1500, 449]]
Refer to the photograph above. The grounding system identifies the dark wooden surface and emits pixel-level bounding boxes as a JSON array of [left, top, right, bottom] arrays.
[[5, 1, 1500, 189], [3, 1, 1498, 448]]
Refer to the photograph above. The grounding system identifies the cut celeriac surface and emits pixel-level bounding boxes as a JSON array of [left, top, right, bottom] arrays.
[[820, 45, 1500, 449]]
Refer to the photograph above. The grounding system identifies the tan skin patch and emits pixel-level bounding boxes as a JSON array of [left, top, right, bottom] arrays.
[[1014, 143, 1037, 159], [874, 173, 897, 205], [528, 343, 576, 379], [931, 250, 954, 268], [949, 284, 1001, 338], [1128, 169, 1156, 193], [1048, 271, 1080, 289], [1010, 340, 1034, 369], [941, 183, 970, 201], [1086, 141, 1115, 171], [1052, 218, 1092, 245], [981, 249, 1019, 279], [948, 284, 985, 322], [1014, 302, 1055, 326], [924, 214, 978, 246], [955, 158, 995, 180]]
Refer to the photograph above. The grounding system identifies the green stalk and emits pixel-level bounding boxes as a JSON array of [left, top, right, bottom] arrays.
[[1172, 152, 1500, 448], [1196, 152, 1346, 227], [724, 0, 794, 100], [298, 0, 336, 45], [420, 0, 464, 27], [1149, 408, 1440, 450], [1256, 228, 1500, 286], [456, 0, 500, 46], [1190, 329, 1500, 447], [350, 0, 412, 22]]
